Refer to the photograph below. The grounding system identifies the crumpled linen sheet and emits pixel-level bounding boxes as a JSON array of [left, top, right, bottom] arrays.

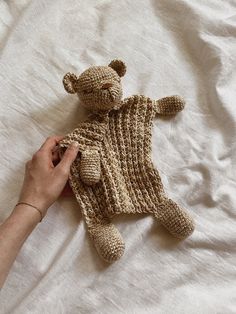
[[0, 0, 235, 313]]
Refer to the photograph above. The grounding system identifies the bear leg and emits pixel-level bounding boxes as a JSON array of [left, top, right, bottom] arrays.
[[88, 218, 125, 263], [154, 198, 195, 239]]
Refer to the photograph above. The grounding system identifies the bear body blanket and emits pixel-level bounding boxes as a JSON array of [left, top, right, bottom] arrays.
[[59, 60, 195, 262]]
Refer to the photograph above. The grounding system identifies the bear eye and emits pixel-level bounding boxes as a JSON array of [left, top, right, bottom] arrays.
[[83, 88, 93, 95]]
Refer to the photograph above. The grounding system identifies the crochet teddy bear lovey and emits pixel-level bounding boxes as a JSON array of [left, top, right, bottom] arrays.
[[59, 59, 195, 262]]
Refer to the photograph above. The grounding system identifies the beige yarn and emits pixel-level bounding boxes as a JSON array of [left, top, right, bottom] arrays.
[[59, 59, 195, 262]]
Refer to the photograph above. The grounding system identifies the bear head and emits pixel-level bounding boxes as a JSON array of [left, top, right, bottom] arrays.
[[63, 59, 126, 112]]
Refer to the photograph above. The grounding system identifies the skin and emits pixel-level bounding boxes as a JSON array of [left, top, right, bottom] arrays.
[[0, 136, 79, 289]]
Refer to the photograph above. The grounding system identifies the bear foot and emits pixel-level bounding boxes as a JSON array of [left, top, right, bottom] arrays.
[[155, 198, 195, 239], [90, 223, 125, 263]]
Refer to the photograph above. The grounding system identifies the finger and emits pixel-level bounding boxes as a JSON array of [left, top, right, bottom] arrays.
[[52, 150, 59, 161], [55, 142, 79, 174], [52, 145, 59, 153], [52, 150, 61, 167], [39, 135, 64, 152]]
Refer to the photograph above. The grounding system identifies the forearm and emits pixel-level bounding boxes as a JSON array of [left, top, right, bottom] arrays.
[[0, 204, 41, 288]]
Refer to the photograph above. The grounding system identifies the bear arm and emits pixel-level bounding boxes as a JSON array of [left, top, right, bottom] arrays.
[[155, 95, 185, 115], [80, 149, 101, 186]]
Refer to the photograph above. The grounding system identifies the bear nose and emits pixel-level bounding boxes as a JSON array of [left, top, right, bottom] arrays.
[[101, 82, 113, 89]]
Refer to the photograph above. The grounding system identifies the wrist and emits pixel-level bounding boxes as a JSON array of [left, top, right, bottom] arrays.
[[16, 202, 45, 222], [11, 203, 42, 226], [18, 195, 49, 217]]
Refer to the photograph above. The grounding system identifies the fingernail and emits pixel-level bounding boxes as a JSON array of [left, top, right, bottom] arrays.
[[71, 141, 79, 148]]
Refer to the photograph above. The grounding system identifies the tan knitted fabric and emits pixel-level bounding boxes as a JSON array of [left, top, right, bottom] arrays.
[[59, 60, 195, 262]]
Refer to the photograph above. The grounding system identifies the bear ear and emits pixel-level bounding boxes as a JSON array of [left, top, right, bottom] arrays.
[[108, 59, 126, 77], [63, 72, 79, 94]]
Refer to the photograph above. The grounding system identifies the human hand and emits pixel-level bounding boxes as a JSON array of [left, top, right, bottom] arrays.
[[18, 136, 79, 217]]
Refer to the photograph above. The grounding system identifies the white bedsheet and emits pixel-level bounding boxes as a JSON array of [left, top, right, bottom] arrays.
[[0, 0, 236, 313]]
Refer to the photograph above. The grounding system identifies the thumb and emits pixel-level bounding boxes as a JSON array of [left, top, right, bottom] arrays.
[[56, 142, 79, 174]]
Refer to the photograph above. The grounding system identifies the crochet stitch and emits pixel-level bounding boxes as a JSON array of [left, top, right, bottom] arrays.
[[59, 59, 195, 262]]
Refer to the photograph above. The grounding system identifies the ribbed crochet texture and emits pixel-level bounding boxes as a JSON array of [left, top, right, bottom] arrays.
[[59, 60, 195, 262]]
